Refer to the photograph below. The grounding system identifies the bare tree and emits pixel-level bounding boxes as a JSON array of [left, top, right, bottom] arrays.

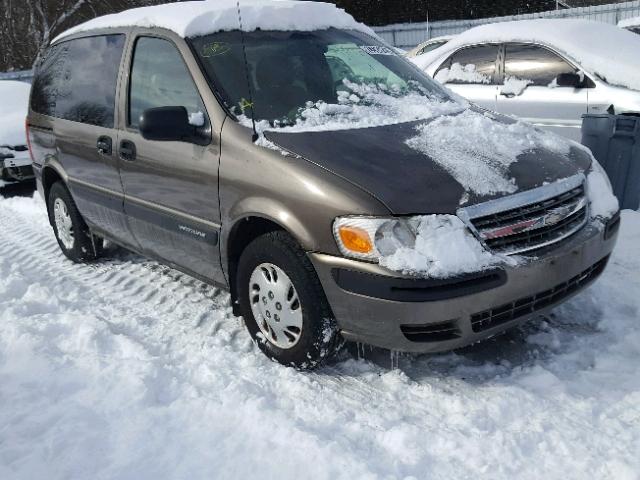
[[0, 0, 169, 72]]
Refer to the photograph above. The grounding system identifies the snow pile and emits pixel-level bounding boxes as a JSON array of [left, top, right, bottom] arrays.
[[413, 19, 640, 92], [501, 76, 533, 96], [242, 80, 464, 137], [618, 16, 640, 28], [379, 215, 512, 276], [406, 109, 572, 196], [587, 162, 619, 220], [0, 81, 31, 147], [54, 0, 375, 43], [434, 62, 491, 85]]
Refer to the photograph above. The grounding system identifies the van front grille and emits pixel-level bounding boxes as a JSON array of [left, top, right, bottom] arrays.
[[471, 256, 609, 333], [459, 176, 589, 255]]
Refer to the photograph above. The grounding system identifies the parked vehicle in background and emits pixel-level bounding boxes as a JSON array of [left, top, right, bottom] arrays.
[[414, 19, 640, 141], [27, 1, 620, 369], [0, 80, 34, 185], [619, 16, 640, 34], [405, 35, 455, 58]]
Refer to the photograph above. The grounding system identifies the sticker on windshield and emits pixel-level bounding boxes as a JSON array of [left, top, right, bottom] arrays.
[[359, 45, 396, 56], [202, 42, 231, 57]]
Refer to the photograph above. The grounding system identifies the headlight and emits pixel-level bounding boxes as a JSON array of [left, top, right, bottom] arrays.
[[333, 216, 416, 261], [590, 159, 613, 192]]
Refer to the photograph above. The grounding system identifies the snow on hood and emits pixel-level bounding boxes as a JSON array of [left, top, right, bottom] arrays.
[[405, 109, 573, 197], [0, 81, 31, 147], [53, 0, 375, 43], [412, 19, 640, 92]]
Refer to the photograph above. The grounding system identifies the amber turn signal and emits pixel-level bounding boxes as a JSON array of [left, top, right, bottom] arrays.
[[337, 226, 374, 254]]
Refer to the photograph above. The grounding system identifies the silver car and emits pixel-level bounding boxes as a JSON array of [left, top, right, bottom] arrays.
[[418, 19, 640, 141]]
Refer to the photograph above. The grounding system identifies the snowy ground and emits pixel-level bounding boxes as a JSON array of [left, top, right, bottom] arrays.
[[0, 188, 639, 480]]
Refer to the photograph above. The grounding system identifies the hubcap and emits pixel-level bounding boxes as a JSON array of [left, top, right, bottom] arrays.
[[249, 263, 303, 349], [53, 198, 74, 250]]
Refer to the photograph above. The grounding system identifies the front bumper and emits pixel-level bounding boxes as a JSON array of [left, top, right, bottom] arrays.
[[310, 217, 619, 353]]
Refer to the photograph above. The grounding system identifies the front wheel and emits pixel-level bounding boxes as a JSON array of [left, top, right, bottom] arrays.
[[237, 231, 343, 369], [48, 181, 103, 263]]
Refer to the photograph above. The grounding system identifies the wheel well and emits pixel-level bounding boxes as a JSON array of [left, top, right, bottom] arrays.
[[42, 167, 63, 202], [227, 217, 285, 316]]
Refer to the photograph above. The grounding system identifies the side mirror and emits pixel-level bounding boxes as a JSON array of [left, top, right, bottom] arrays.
[[139, 106, 198, 143], [556, 72, 583, 88]]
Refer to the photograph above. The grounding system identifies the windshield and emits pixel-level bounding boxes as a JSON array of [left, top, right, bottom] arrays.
[[190, 29, 458, 128]]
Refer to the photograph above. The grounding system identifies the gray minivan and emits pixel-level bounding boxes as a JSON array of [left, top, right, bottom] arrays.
[[27, 2, 620, 369]]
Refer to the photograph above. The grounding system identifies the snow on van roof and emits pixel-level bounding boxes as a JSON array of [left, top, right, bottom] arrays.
[[53, 0, 375, 43], [413, 19, 640, 92], [618, 16, 640, 28]]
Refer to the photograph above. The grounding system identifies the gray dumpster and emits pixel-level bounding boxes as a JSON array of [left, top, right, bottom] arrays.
[[582, 114, 640, 210]]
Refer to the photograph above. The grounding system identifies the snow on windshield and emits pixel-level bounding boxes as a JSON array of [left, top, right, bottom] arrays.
[[379, 215, 516, 277], [405, 109, 572, 196], [54, 0, 375, 43], [240, 80, 465, 139], [0, 81, 31, 147]]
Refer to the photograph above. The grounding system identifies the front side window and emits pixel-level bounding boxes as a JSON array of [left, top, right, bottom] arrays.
[[128, 37, 206, 128], [504, 44, 577, 87], [189, 29, 456, 126], [31, 34, 124, 127], [434, 45, 499, 85]]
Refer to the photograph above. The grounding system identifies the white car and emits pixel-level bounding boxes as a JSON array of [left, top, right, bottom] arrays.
[[619, 16, 640, 34], [0, 80, 34, 184], [413, 19, 640, 141], [405, 35, 455, 58]]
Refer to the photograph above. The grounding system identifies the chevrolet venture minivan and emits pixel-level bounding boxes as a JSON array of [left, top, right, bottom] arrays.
[[27, 1, 620, 369]]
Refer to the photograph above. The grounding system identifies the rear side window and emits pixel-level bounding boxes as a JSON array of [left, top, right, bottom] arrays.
[[504, 44, 576, 86], [31, 34, 125, 128], [435, 45, 499, 85], [128, 37, 206, 128]]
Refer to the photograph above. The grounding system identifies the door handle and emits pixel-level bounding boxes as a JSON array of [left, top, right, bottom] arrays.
[[97, 136, 112, 156], [500, 92, 516, 98], [119, 140, 136, 161]]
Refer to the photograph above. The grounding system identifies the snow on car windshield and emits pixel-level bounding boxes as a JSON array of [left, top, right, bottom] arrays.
[[192, 28, 464, 129]]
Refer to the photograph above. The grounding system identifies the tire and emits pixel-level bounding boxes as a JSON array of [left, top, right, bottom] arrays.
[[237, 231, 343, 369], [48, 181, 103, 263]]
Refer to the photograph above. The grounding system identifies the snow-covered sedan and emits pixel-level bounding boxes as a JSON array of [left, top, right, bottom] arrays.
[[0, 80, 34, 184], [413, 19, 640, 141]]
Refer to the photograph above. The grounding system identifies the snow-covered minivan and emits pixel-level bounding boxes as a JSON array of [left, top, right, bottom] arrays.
[[27, 1, 620, 369], [415, 19, 640, 141]]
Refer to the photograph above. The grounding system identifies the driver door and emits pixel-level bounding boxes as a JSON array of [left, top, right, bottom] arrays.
[[118, 35, 222, 281]]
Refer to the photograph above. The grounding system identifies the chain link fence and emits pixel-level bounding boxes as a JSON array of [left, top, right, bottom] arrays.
[[373, 1, 640, 49]]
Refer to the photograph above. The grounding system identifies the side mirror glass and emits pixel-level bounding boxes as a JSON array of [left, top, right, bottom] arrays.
[[139, 106, 206, 143], [555, 72, 583, 88]]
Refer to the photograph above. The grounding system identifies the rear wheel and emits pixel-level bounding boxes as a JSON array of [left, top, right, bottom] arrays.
[[237, 231, 343, 369], [48, 181, 103, 263]]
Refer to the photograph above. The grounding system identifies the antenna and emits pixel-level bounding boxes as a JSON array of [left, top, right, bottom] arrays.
[[237, 0, 259, 142]]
